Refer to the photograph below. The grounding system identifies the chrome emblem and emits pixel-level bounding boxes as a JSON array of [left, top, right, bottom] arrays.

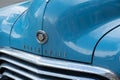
[[36, 30, 48, 44]]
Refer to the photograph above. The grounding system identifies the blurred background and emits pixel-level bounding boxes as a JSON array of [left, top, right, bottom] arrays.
[[0, 0, 24, 8]]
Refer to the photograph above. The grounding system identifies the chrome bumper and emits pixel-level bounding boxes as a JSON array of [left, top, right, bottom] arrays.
[[0, 48, 119, 80]]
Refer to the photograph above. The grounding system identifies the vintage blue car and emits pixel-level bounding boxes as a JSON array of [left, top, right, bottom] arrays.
[[0, 0, 120, 80]]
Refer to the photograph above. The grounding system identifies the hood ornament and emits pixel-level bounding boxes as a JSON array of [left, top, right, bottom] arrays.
[[36, 30, 48, 44]]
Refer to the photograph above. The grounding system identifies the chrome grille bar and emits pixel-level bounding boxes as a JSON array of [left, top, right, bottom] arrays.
[[0, 63, 41, 80], [0, 55, 84, 80], [3, 71, 22, 80], [0, 47, 119, 80]]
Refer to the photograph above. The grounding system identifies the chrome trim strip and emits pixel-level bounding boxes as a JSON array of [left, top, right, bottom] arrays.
[[0, 56, 84, 79], [3, 71, 22, 80], [0, 47, 119, 80], [0, 63, 40, 80]]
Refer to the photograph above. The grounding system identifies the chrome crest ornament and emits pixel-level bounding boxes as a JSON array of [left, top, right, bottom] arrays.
[[36, 30, 48, 44]]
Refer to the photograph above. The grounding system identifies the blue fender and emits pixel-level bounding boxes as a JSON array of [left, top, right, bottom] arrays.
[[93, 26, 120, 77], [0, 1, 31, 46]]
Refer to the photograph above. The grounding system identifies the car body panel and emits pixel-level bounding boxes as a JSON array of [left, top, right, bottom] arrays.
[[0, 0, 120, 79], [10, 0, 47, 55], [0, 1, 31, 46], [10, 0, 120, 64], [43, 0, 120, 63], [93, 26, 120, 77]]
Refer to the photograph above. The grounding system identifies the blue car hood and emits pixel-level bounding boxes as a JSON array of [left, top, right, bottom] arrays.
[[10, 0, 120, 64], [0, 1, 31, 46]]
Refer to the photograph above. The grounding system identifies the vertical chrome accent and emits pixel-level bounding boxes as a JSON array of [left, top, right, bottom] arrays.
[[38, 48, 40, 53], [44, 49, 47, 55], [49, 50, 53, 56], [23, 45, 26, 49], [30, 47, 32, 51], [64, 52, 67, 58]]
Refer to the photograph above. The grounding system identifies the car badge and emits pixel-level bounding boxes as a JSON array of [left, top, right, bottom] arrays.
[[36, 30, 48, 44]]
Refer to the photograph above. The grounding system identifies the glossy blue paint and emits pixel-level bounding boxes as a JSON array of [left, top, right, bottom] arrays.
[[10, 0, 47, 55], [0, 0, 120, 78], [43, 0, 120, 63], [9, 0, 120, 64], [0, 1, 31, 47], [93, 26, 120, 77]]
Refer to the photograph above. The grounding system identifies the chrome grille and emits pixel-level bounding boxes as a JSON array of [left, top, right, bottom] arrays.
[[0, 48, 119, 80]]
